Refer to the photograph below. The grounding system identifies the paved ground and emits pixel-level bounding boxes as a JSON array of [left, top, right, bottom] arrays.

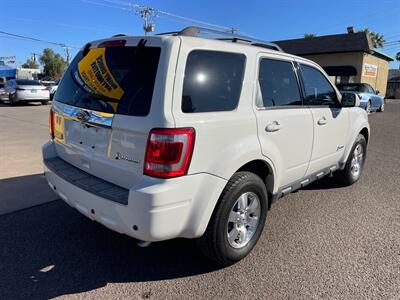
[[0, 101, 399, 299], [0, 103, 57, 214]]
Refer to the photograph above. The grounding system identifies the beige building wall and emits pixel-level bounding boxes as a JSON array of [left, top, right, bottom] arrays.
[[302, 52, 364, 82], [302, 52, 390, 96], [361, 53, 389, 96]]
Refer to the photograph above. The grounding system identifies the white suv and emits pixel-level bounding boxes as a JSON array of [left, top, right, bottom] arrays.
[[42, 27, 369, 265]]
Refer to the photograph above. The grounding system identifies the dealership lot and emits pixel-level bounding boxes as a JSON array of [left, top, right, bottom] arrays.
[[0, 102, 399, 299]]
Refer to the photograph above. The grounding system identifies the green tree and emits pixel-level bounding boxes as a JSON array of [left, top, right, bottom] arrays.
[[304, 33, 316, 39], [396, 52, 400, 63], [39, 48, 67, 80], [21, 59, 39, 69], [360, 28, 386, 48]]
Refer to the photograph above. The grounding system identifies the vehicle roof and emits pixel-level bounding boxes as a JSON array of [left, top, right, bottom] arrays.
[[88, 34, 321, 68]]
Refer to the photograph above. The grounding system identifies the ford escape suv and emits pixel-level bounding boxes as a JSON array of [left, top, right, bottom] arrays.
[[43, 27, 369, 266]]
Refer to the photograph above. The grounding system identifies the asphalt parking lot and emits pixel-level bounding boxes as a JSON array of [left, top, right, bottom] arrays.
[[0, 101, 399, 299]]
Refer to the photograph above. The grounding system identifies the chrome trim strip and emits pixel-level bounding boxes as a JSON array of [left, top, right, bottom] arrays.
[[58, 104, 114, 128]]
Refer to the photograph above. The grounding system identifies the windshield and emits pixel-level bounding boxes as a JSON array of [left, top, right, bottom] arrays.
[[16, 80, 42, 86], [337, 84, 367, 93], [55, 46, 161, 116]]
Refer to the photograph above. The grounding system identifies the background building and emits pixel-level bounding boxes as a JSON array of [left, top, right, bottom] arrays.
[[387, 69, 400, 99], [275, 31, 393, 96]]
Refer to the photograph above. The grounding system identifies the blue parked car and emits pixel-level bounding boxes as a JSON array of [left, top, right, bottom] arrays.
[[337, 83, 385, 113]]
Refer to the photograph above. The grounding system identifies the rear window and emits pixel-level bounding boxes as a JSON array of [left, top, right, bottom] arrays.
[[16, 80, 42, 86], [55, 46, 161, 116], [182, 50, 245, 113]]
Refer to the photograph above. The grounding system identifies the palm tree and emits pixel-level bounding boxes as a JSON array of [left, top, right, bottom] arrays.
[[360, 28, 386, 48], [304, 33, 316, 39]]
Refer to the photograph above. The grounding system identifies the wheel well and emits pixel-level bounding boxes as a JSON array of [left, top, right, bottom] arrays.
[[237, 160, 274, 208], [360, 128, 369, 144]]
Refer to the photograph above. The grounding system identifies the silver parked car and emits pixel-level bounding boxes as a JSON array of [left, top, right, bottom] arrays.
[[5, 79, 50, 105], [337, 83, 385, 113]]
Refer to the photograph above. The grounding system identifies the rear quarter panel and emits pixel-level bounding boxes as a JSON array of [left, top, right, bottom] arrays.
[[171, 38, 271, 182]]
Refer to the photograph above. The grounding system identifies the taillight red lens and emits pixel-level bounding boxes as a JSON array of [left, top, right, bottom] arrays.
[[49, 109, 55, 139], [144, 128, 195, 178], [16, 87, 25, 91]]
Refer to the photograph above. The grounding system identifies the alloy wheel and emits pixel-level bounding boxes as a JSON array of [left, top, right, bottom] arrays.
[[227, 192, 261, 249], [350, 144, 364, 178]]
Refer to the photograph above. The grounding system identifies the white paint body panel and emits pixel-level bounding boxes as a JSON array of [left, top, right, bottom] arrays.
[[42, 34, 369, 241]]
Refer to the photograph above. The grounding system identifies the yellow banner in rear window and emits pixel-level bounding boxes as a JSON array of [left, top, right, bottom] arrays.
[[77, 48, 124, 100]]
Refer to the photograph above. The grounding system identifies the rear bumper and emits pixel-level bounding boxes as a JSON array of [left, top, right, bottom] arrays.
[[42, 141, 227, 242], [16, 92, 50, 101]]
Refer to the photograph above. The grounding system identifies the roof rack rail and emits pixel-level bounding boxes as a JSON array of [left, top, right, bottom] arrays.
[[167, 26, 283, 52]]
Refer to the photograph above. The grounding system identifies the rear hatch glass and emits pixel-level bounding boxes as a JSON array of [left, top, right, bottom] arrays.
[[55, 45, 161, 116], [52, 43, 161, 189]]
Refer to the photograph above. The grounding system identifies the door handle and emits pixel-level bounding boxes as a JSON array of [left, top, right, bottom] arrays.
[[265, 121, 282, 132], [317, 116, 328, 125]]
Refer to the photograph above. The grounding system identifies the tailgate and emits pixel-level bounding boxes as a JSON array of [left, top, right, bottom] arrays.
[[50, 37, 168, 189], [52, 102, 148, 189]]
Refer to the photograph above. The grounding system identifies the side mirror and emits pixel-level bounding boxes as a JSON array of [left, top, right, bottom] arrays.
[[376, 90, 380, 95], [341, 92, 360, 107]]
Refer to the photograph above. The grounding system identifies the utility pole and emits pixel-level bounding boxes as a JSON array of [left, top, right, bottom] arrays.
[[31, 53, 40, 63], [229, 27, 238, 35], [61, 45, 71, 64], [133, 5, 158, 35]]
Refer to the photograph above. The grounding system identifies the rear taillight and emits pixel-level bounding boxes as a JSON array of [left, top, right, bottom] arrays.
[[144, 128, 195, 178], [16, 87, 25, 91], [42, 88, 49, 91], [49, 109, 55, 140]]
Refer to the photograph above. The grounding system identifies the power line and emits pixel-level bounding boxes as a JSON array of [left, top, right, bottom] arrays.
[[0, 30, 79, 64], [1, 17, 119, 34], [0, 30, 79, 49], [82, 0, 236, 35]]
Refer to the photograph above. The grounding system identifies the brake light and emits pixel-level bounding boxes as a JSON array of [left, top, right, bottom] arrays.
[[49, 109, 55, 140], [42, 88, 49, 91], [16, 87, 25, 91], [98, 39, 126, 48], [144, 128, 195, 178]]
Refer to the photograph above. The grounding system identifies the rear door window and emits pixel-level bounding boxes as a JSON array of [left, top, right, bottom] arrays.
[[55, 46, 161, 116], [182, 50, 245, 113]]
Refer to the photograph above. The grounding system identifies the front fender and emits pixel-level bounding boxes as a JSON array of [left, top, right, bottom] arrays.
[[341, 108, 370, 165]]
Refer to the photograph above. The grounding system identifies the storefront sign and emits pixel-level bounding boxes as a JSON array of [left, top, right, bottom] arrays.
[[0, 55, 16, 65], [363, 63, 378, 78]]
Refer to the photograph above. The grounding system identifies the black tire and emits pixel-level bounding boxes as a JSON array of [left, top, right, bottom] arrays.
[[366, 100, 371, 114], [9, 94, 16, 106], [41, 100, 49, 105], [378, 101, 385, 112], [337, 134, 367, 186], [197, 171, 268, 266]]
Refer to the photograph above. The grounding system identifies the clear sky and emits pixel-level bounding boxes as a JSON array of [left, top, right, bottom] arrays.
[[1, 0, 399, 68]]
